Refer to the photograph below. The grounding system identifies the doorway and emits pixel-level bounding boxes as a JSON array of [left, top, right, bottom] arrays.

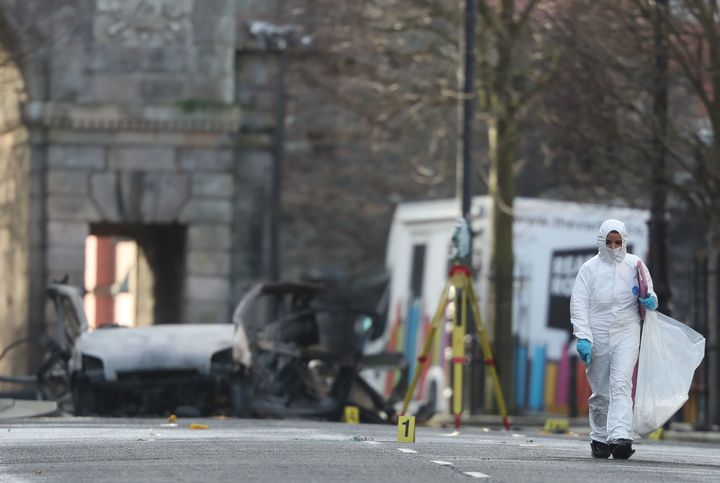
[[84, 223, 186, 328]]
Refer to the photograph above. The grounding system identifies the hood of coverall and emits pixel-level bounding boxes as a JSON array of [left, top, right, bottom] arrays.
[[596, 218, 628, 263]]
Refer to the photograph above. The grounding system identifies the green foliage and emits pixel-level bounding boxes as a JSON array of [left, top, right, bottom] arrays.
[[176, 99, 231, 112]]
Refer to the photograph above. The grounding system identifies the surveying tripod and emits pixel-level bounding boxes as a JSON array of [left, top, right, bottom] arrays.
[[400, 222, 510, 431]]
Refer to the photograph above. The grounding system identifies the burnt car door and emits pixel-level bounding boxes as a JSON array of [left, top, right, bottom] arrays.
[[46, 283, 89, 355], [232, 281, 401, 422], [40, 284, 89, 407]]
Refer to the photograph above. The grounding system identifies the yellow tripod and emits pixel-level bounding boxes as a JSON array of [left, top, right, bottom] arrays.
[[400, 264, 510, 430]]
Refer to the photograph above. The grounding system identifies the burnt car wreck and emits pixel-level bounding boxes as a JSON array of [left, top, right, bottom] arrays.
[[2, 281, 405, 423], [45, 283, 249, 417], [234, 282, 406, 422]]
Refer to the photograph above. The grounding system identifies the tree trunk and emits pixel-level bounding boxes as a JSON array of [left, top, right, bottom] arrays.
[[488, 111, 516, 414], [485, 0, 517, 413], [706, 222, 720, 426], [647, 0, 672, 314]]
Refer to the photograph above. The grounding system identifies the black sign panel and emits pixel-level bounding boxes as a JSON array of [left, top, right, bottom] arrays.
[[547, 248, 596, 332]]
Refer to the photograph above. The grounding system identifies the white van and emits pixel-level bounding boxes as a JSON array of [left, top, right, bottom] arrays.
[[363, 196, 649, 416]]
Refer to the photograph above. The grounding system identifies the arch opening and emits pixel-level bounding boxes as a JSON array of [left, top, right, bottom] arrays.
[[85, 223, 187, 328]]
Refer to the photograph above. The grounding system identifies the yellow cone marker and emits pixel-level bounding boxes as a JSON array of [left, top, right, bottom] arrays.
[[542, 418, 569, 434], [344, 406, 360, 424], [397, 415, 416, 443], [189, 423, 209, 430]]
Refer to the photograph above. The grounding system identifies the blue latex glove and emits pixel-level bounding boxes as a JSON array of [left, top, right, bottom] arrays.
[[576, 339, 592, 365], [639, 294, 658, 311]]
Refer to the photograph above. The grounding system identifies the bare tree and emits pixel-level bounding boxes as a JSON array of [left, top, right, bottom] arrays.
[[262, 0, 464, 280], [475, 0, 557, 411], [651, 0, 720, 427], [544, 0, 720, 425], [268, 0, 563, 413]]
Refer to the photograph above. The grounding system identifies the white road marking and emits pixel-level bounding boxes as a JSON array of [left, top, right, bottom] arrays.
[[431, 460, 453, 466], [397, 448, 417, 454], [463, 472, 490, 478]]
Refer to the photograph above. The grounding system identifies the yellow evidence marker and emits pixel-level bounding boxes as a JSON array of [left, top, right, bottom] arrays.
[[542, 418, 569, 434], [397, 415, 416, 443], [344, 406, 360, 424]]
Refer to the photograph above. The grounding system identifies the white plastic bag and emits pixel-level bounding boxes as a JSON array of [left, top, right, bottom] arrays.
[[633, 311, 705, 436]]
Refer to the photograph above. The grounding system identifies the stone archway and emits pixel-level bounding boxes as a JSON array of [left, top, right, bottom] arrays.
[[0, 0, 251, 386], [0, 0, 296, 393], [0, 7, 41, 384], [37, 119, 240, 328]]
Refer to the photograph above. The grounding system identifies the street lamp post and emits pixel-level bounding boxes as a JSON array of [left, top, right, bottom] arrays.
[[248, 22, 311, 282], [461, 0, 476, 222], [270, 47, 287, 282]]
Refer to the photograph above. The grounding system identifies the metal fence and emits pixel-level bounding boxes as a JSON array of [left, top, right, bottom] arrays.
[[690, 256, 719, 429]]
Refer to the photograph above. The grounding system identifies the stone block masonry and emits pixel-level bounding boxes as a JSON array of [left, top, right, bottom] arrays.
[[0, 0, 280, 376]]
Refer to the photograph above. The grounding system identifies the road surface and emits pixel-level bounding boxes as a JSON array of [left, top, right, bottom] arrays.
[[0, 417, 718, 482]]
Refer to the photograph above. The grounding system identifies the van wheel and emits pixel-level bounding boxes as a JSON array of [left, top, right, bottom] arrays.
[[230, 377, 252, 418]]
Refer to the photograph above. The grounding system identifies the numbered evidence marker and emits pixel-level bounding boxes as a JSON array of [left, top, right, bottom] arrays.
[[397, 415, 416, 443], [344, 406, 360, 424]]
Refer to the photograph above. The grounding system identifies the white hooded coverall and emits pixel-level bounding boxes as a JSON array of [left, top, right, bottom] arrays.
[[570, 219, 656, 443]]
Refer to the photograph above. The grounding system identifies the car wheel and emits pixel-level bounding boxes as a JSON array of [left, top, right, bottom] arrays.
[[72, 378, 96, 416], [230, 377, 252, 418]]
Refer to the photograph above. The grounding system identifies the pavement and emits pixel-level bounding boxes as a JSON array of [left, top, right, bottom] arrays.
[[0, 399, 57, 419], [428, 413, 720, 445], [1, 398, 718, 445]]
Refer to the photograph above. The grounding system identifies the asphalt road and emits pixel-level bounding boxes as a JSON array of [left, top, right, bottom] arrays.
[[0, 417, 718, 482]]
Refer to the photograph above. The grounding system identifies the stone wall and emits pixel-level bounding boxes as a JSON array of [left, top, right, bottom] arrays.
[[0, 0, 253, 379], [53, 0, 236, 105], [30, 0, 242, 327], [0, 55, 33, 379], [25, 103, 242, 324]]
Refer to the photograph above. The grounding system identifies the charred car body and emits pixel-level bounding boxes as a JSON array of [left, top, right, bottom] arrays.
[[47, 283, 249, 417], [233, 281, 405, 422], [41, 281, 404, 421]]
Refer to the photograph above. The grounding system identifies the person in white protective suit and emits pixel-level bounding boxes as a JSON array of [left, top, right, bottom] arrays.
[[570, 219, 658, 460]]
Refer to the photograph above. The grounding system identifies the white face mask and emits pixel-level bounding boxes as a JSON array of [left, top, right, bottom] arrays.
[[603, 245, 626, 262]]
